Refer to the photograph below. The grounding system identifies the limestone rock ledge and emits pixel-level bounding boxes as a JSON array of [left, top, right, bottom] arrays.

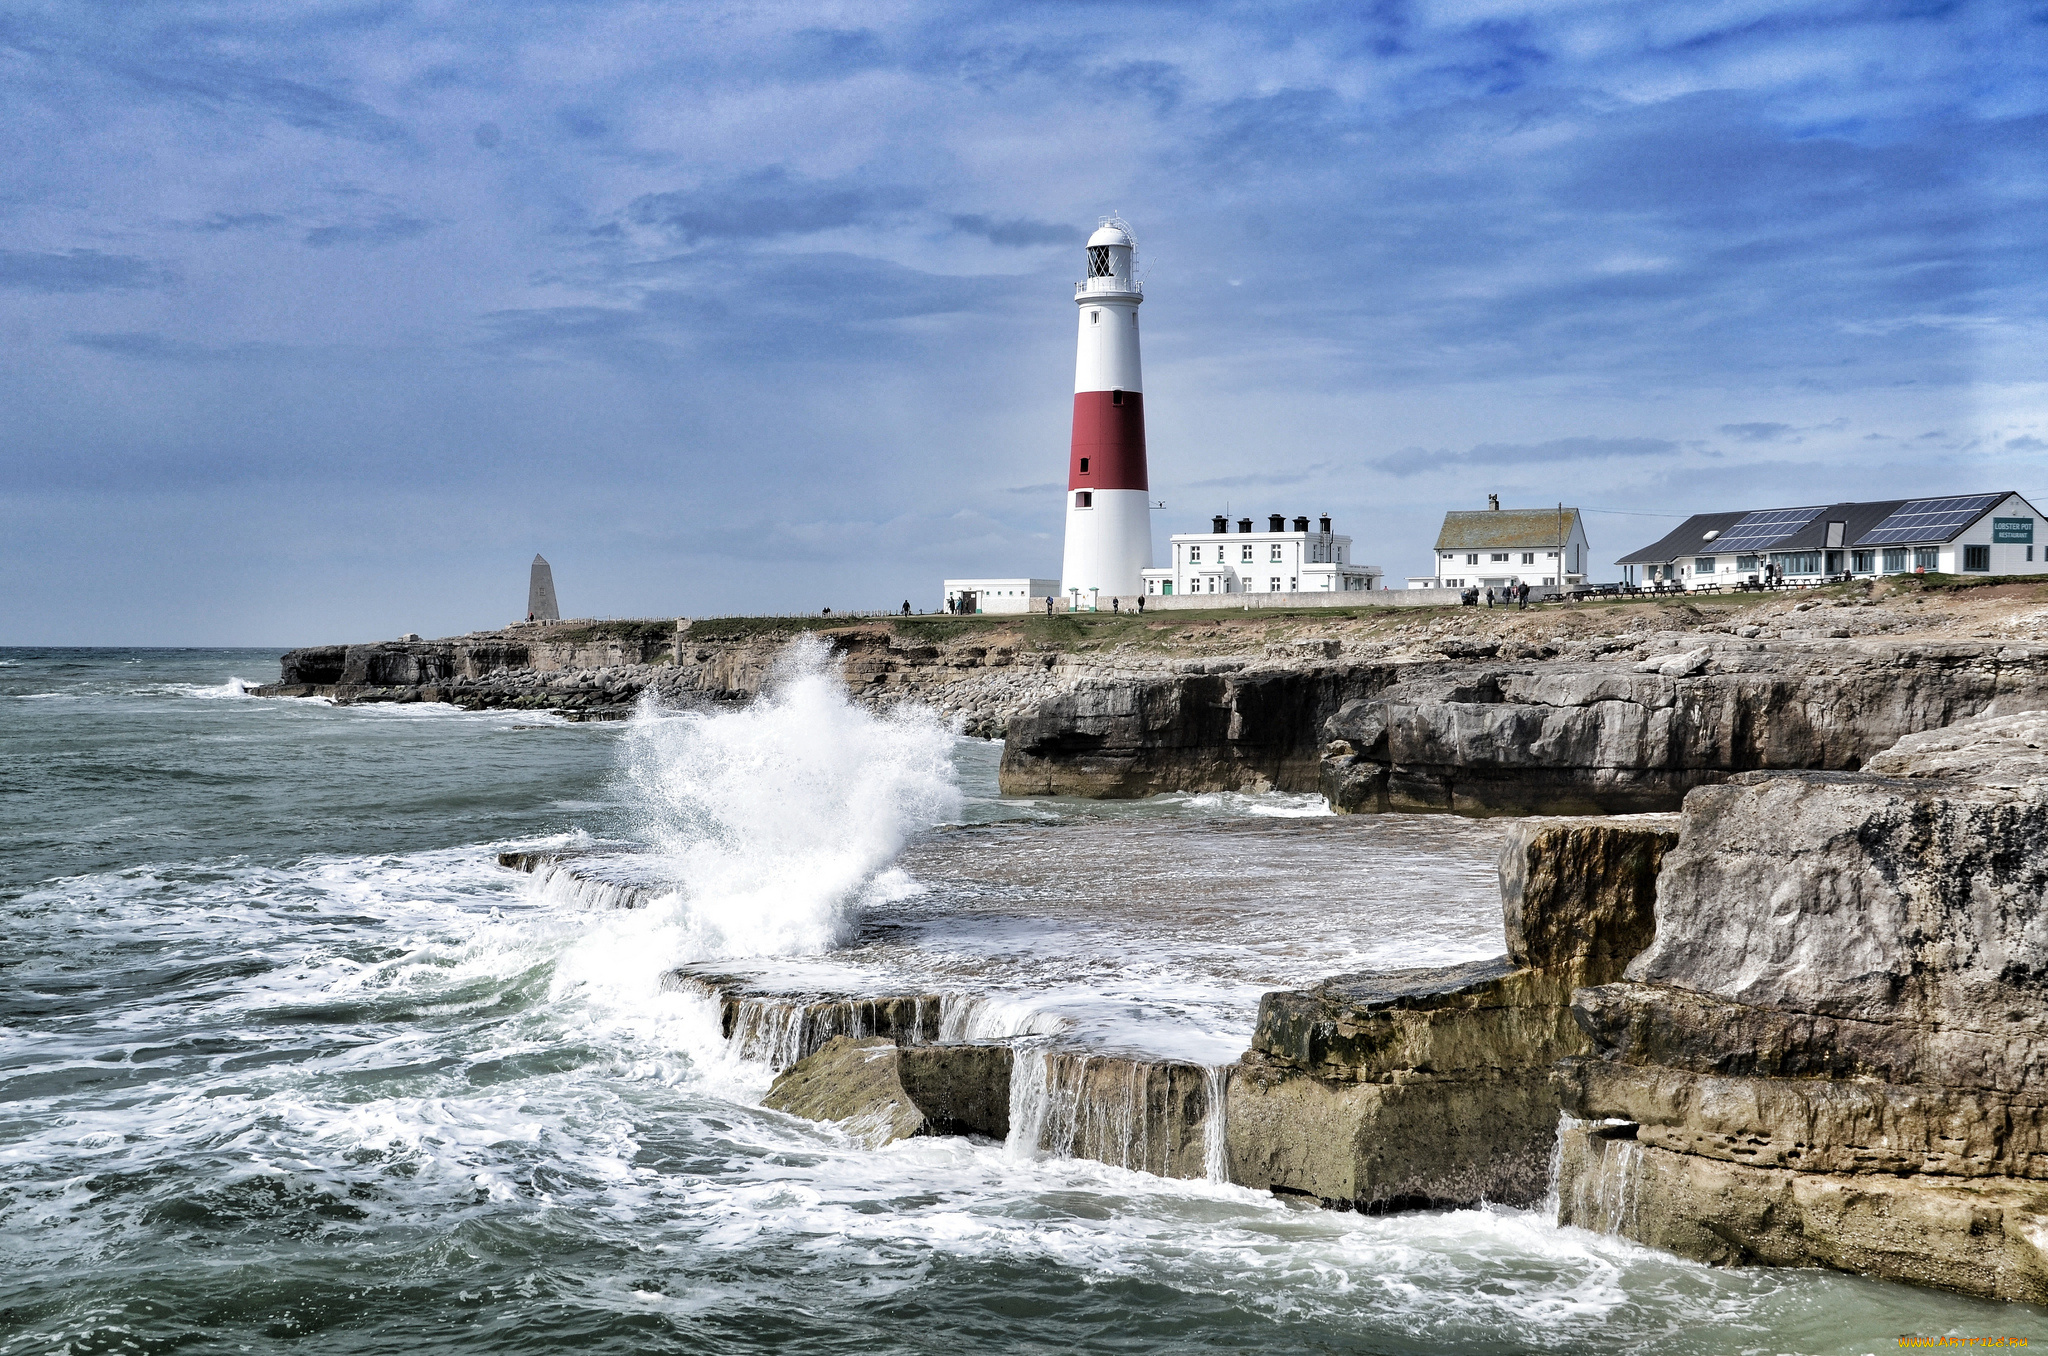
[[1226, 816, 1676, 1210], [763, 1037, 1012, 1147], [1555, 711, 2048, 1304], [997, 636, 2048, 810]]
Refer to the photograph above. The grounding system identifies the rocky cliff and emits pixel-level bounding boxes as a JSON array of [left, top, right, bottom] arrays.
[[1555, 710, 2048, 1304], [998, 632, 2048, 810], [1226, 816, 1676, 1209]]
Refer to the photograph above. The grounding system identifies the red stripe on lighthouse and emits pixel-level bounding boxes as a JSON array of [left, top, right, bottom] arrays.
[[1068, 391, 1148, 491]]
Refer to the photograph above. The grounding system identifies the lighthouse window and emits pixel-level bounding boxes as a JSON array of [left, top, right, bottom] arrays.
[[1079, 457, 1090, 473], [1075, 491, 1092, 508], [1088, 245, 1112, 277], [1111, 390, 1123, 406], [1090, 311, 1100, 324]]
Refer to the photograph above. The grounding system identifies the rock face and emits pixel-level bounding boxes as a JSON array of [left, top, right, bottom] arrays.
[[1009, 1048, 1221, 1179], [763, 1037, 1013, 1146], [998, 637, 2048, 810], [999, 665, 1384, 797], [1226, 816, 1677, 1210], [1318, 641, 2048, 815], [1555, 711, 2048, 1304], [259, 621, 1071, 733]]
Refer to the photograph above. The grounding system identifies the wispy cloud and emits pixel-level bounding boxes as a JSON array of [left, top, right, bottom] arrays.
[[303, 215, 431, 248], [950, 214, 1081, 248], [626, 169, 923, 244], [0, 249, 173, 292]]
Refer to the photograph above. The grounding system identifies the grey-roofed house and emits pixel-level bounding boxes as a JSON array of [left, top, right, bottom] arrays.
[[1414, 502, 1589, 591], [1615, 492, 2048, 589]]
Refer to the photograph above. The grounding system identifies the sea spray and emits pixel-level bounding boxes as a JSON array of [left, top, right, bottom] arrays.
[[545, 636, 959, 1016]]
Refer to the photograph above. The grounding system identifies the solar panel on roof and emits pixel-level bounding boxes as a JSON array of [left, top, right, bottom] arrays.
[[1708, 506, 1827, 553], [1856, 494, 2004, 546]]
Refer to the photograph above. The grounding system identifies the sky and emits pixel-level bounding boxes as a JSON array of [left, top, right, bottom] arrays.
[[3, 0, 2045, 644]]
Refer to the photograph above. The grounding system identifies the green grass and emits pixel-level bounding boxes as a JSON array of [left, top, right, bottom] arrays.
[[542, 619, 679, 645], [1883, 572, 2048, 595]]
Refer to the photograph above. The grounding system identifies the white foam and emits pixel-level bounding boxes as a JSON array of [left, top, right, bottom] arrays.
[[571, 635, 959, 977]]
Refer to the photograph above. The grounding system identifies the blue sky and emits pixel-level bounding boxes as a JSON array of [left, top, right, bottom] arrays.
[[3, 0, 2044, 643]]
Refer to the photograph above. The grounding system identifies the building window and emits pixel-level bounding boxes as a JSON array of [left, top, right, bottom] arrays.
[[1544, 576, 1556, 586], [1270, 545, 1283, 562], [1491, 553, 1508, 562], [1075, 491, 1092, 508], [1851, 551, 1875, 573], [1915, 547, 1940, 570], [1736, 554, 1760, 571], [1964, 544, 1990, 572], [1289, 577, 1297, 590], [1078, 457, 1090, 473], [1111, 389, 1124, 406], [1088, 246, 1112, 277], [1883, 548, 1907, 572], [1090, 310, 1100, 324], [1189, 545, 1201, 563], [1466, 553, 1478, 565], [1336, 548, 1344, 562], [1269, 578, 1281, 591], [1774, 552, 1821, 575], [1521, 553, 1535, 565], [1695, 557, 1717, 573], [1241, 545, 1253, 562], [1547, 551, 1558, 559]]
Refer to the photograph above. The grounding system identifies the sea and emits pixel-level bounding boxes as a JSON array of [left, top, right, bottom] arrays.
[[1, 643, 2029, 1354]]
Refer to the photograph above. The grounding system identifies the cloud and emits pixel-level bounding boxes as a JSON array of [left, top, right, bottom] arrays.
[[626, 169, 923, 244], [0, 249, 172, 292], [1368, 437, 1681, 477], [69, 332, 274, 362], [303, 215, 432, 248], [2009, 436, 2048, 453], [123, 62, 407, 144], [949, 214, 1080, 247], [1720, 422, 1794, 441]]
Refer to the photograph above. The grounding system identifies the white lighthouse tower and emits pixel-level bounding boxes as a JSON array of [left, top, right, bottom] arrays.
[[1059, 219, 1152, 604]]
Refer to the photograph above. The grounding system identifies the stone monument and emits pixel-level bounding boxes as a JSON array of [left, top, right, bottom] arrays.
[[527, 554, 560, 622]]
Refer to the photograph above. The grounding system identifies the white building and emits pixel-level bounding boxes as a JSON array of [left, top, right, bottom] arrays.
[[941, 579, 1059, 614], [1140, 514, 1381, 598], [1616, 493, 2048, 589], [1415, 502, 1589, 590], [1060, 219, 1154, 599]]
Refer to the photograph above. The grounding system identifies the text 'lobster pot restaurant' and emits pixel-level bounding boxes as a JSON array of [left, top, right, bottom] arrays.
[[1616, 492, 2048, 590]]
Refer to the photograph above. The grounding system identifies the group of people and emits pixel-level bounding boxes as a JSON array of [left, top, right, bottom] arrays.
[[1462, 582, 1535, 609]]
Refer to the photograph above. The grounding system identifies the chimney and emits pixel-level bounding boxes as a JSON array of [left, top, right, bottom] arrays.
[[1268, 514, 1285, 532], [1488, 493, 1500, 511], [1292, 516, 1309, 532], [1319, 515, 1331, 533], [1212, 515, 1228, 534], [1237, 518, 1252, 532]]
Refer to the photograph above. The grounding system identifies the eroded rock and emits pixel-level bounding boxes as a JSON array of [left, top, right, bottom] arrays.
[[1555, 711, 2048, 1303], [1226, 817, 1676, 1210], [763, 1037, 1012, 1146]]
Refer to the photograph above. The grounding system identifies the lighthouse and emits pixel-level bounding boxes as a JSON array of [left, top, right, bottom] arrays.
[[1060, 219, 1151, 603]]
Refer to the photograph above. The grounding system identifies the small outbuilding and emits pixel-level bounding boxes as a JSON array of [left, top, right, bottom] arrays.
[[941, 578, 1059, 614]]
